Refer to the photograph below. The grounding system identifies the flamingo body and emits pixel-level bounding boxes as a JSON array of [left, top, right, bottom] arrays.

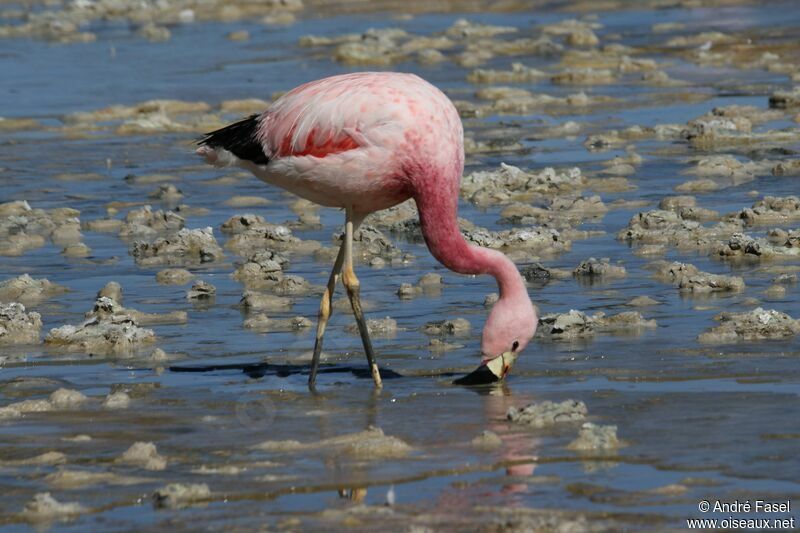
[[202, 72, 461, 214], [198, 72, 537, 370]]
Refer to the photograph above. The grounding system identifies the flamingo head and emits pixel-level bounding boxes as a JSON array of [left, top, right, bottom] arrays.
[[454, 294, 537, 386], [478, 293, 538, 378]]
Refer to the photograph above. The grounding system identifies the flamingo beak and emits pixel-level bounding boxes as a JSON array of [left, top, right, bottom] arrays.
[[486, 351, 518, 379], [453, 351, 518, 385]]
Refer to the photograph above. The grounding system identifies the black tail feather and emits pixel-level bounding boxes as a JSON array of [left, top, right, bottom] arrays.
[[198, 114, 269, 165]]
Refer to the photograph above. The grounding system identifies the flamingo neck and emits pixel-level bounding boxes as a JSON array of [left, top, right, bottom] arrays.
[[413, 184, 527, 301]]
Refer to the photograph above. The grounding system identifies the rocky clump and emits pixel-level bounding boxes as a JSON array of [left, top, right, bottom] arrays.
[[137, 23, 170, 41], [344, 317, 398, 337], [60, 99, 219, 136], [627, 296, 660, 307], [500, 195, 607, 227], [61, 242, 91, 258], [233, 252, 312, 294], [468, 62, 547, 84], [471, 430, 503, 450], [155, 268, 194, 285], [131, 227, 223, 266], [769, 87, 800, 109], [709, 104, 784, 127], [446, 18, 517, 40], [20, 493, 87, 522], [456, 33, 561, 70], [674, 179, 714, 193], [98, 281, 123, 303], [0, 302, 42, 345], [0, 200, 83, 256], [548, 194, 608, 216], [232, 250, 290, 287], [520, 263, 571, 283], [764, 284, 787, 298], [521, 263, 552, 282], [119, 205, 184, 239], [551, 68, 616, 85], [618, 209, 741, 250], [681, 114, 752, 145], [568, 423, 622, 451], [683, 155, 771, 183], [540, 17, 600, 44], [573, 258, 626, 279], [658, 195, 720, 221], [103, 391, 131, 409], [659, 195, 697, 211], [42, 469, 149, 489], [300, 18, 528, 68], [461, 163, 584, 206], [45, 295, 161, 355], [538, 310, 656, 340], [463, 134, 525, 155], [365, 200, 419, 233], [299, 27, 442, 66], [87, 290, 186, 326], [153, 483, 210, 510], [116, 442, 167, 471], [584, 125, 665, 151], [462, 225, 570, 260], [650, 261, 745, 293], [219, 213, 269, 234], [714, 231, 800, 260], [1, 451, 67, 466], [0, 388, 88, 419], [0, 0, 302, 43], [774, 273, 798, 285], [467, 87, 615, 118], [422, 318, 470, 335], [148, 184, 183, 202], [0, 117, 41, 131], [84, 217, 124, 233], [698, 307, 800, 344], [507, 400, 588, 428], [223, 195, 269, 208], [267, 275, 316, 296], [332, 225, 411, 265], [673, 104, 800, 146], [226, 223, 319, 257], [243, 314, 312, 332], [240, 291, 293, 312], [732, 196, 800, 227], [187, 280, 216, 301], [254, 426, 411, 460], [50, 388, 88, 408], [45, 314, 155, 355], [772, 160, 800, 177], [396, 273, 443, 299], [0, 274, 68, 305]]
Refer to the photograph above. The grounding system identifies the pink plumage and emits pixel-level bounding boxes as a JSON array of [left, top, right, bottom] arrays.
[[198, 71, 537, 384]]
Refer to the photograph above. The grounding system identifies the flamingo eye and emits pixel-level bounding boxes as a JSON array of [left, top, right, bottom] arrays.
[[511, 340, 519, 351]]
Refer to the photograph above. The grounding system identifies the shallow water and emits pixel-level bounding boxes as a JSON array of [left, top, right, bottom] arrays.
[[1, 0, 800, 530]]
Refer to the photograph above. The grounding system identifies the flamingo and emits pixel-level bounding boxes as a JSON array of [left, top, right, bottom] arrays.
[[197, 72, 538, 389]]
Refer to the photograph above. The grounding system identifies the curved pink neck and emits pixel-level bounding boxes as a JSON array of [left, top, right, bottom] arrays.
[[413, 181, 527, 301]]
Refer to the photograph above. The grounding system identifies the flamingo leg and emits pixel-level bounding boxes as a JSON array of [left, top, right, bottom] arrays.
[[342, 207, 383, 388], [308, 242, 346, 389]]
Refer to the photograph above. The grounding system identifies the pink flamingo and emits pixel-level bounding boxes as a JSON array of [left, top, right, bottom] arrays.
[[197, 72, 538, 389]]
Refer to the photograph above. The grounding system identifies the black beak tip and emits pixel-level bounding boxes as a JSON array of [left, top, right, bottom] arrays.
[[453, 362, 500, 386]]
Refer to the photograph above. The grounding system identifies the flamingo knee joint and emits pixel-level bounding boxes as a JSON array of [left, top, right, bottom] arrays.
[[342, 268, 360, 291]]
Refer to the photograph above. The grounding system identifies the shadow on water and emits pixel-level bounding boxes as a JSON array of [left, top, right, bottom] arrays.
[[169, 361, 406, 380]]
